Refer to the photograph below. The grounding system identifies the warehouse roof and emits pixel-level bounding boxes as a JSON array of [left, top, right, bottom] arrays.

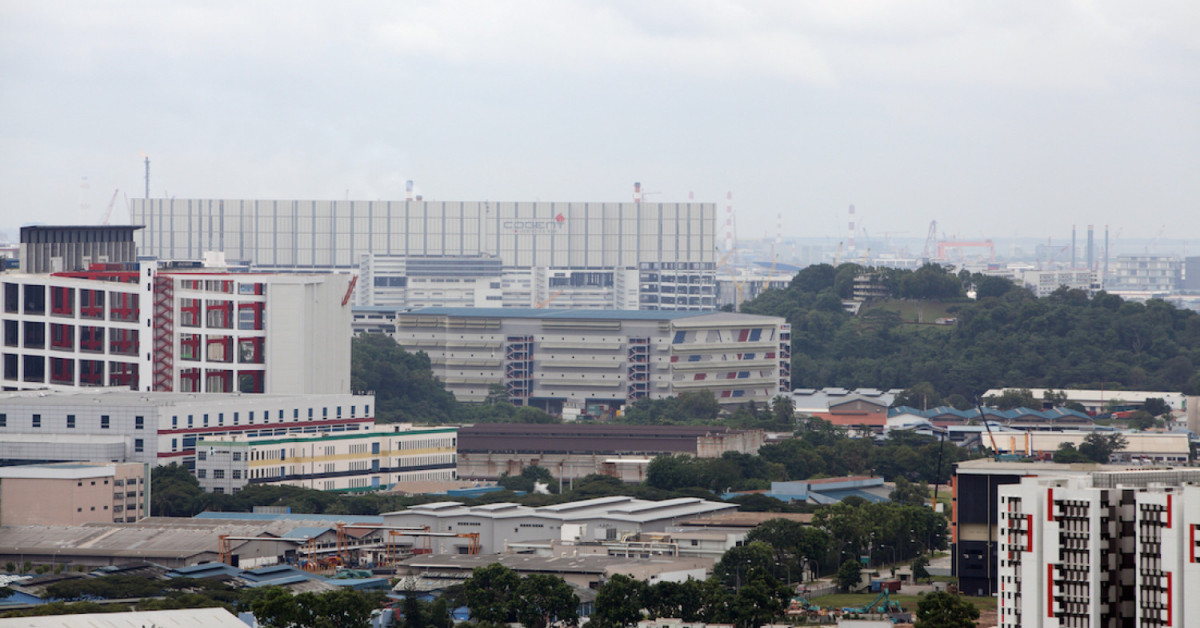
[[0, 607, 247, 628]]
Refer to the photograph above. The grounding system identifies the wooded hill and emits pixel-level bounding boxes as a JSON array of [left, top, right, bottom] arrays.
[[740, 263, 1200, 400]]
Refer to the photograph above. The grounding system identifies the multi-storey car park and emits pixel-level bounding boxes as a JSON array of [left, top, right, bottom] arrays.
[[389, 307, 790, 414], [128, 199, 718, 310]]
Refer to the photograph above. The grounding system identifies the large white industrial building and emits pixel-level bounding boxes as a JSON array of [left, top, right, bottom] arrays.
[[389, 308, 791, 412], [128, 199, 718, 310], [0, 390, 374, 470]]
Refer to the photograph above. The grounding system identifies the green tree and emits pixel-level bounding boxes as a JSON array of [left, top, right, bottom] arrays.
[[985, 388, 1036, 410], [590, 574, 646, 627], [643, 579, 706, 622], [835, 559, 862, 592], [677, 391, 721, 420], [1052, 442, 1091, 463], [769, 395, 795, 424], [512, 574, 579, 628], [462, 563, 520, 624], [151, 463, 204, 518], [889, 477, 930, 507], [892, 382, 943, 410], [729, 578, 791, 628], [911, 554, 931, 583], [713, 541, 778, 589], [744, 518, 829, 583], [913, 591, 980, 628], [1078, 432, 1128, 463], [1126, 410, 1158, 431], [1143, 397, 1170, 417]]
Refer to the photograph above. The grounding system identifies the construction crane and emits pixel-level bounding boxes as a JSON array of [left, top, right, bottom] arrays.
[[832, 241, 844, 267], [921, 221, 938, 261], [100, 189, 120, 225]]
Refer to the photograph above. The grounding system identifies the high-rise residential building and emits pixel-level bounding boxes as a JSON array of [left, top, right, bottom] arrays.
[[390, 308, 790, 412], [128, 199, 718, 310], [1, 260, 352, 394], [995, 470, 1200, 628]]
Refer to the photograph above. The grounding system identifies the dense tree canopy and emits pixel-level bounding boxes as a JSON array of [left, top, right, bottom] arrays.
[[741, 264, 1200, 397]]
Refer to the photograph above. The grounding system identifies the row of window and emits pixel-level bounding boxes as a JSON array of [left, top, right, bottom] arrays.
[[0, 413, 141, 430], [170, 405, 370, 429]]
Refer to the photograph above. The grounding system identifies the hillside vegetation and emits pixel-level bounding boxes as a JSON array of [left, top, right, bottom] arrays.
[[741, 263, 1200, 399]]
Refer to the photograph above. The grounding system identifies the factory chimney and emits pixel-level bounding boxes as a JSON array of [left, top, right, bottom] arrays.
[[1071, 225, 1077, 270], [405, 180, 414, 202], [633, 182, 642, 204], [1087, 224, 1095, 271]]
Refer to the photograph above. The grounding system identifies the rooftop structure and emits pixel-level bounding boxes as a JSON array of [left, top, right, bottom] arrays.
[[392, 308, 790, 412], [393, 552, 712, 591], [19, 225, 141, 274], [0, 607, 250, 628]]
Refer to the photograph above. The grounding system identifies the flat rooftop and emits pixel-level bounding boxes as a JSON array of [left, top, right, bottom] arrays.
[[401, 307, 712, 321]]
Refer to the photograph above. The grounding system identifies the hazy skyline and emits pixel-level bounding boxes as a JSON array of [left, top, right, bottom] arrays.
[[1, 1, 1196, 243]]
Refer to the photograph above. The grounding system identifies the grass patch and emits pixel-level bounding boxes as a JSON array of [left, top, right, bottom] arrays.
[[810, 592, 996, 613]]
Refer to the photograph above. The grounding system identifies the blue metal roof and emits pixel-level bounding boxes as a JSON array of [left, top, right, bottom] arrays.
[[402, 307, 712, 321], [888, 405, 1092, 422]]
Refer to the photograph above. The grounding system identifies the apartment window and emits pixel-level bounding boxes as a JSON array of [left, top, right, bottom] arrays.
[[134, 415, 144, 430], [67, 414, 75, 429], [279, 410, 284, 419], [351, 406, 356, 417], [203, 414, 209, 427], [218, 413, 224, 426], [232, 452, 242, 461], [308, 408, 313, 419], [294, 409, 299, 419], [172, 438, 178, 451], [0, 413, 5, 427], [365, 405, 370, 416], [233, 412, 239, 425], [249, 411, 254, 424], [232, 470, 242, 479], [197, 469, 207, 478], [100, 415, 109, 429], [32, 414, 41, 428], [198, 450, 207, 461], [322, 407, 328, 418], [134, 438, 144, 453], [214, 469, 225, 479]]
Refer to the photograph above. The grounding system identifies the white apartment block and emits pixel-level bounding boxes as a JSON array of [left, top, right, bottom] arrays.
[[0, 390, 374, 470], [996, 469, 1200, 628], [1, 264, 352, 394], [1020, 270, 1101, 298], [195, 424, 457, 494], [391, 308, 790, 411], [129, 199, 718, 311]]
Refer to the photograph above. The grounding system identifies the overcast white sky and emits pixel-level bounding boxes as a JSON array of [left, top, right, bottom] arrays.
[[1, 1, 1196, 242]]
